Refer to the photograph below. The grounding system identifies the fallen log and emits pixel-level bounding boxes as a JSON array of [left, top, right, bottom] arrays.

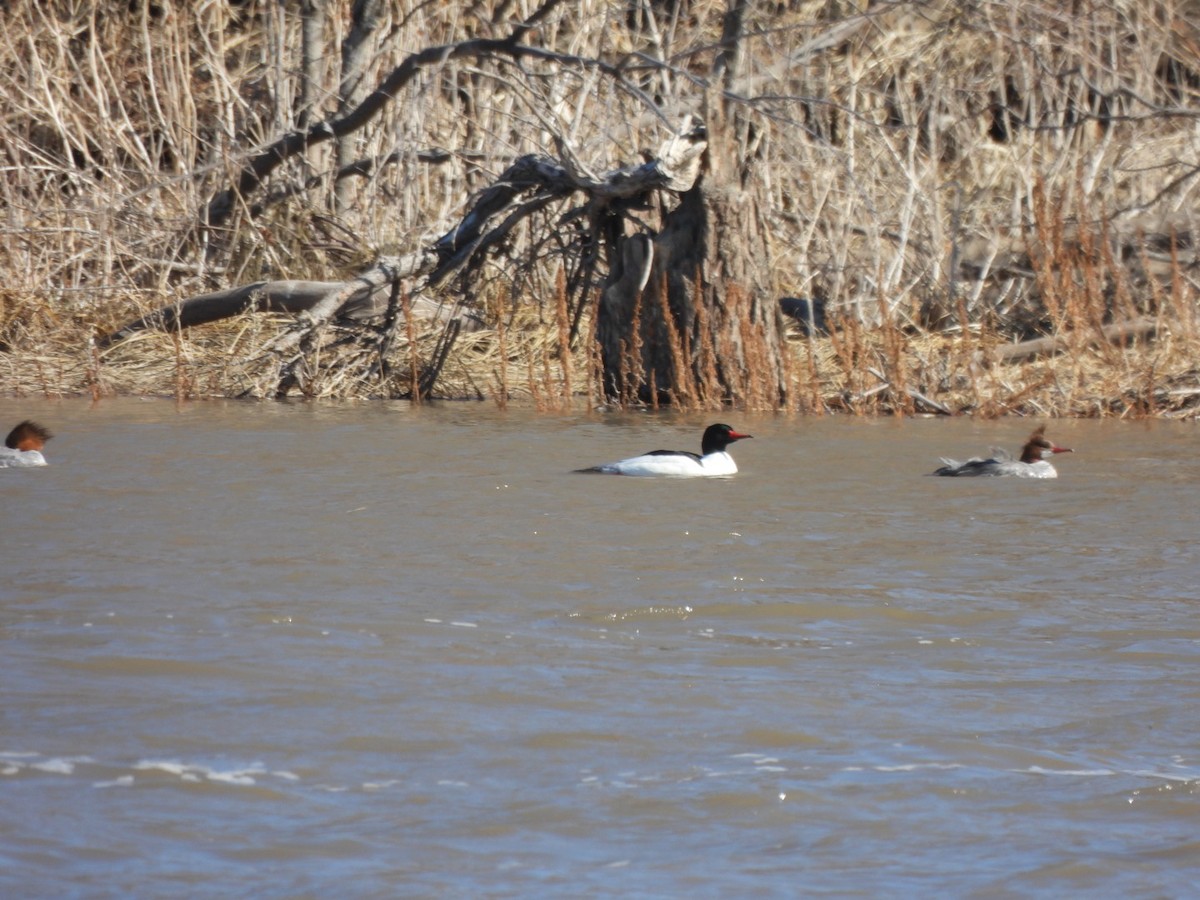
[[258, 254, 430, 357], [97, 280, 373, 349], [993, 317, 1161, 363]]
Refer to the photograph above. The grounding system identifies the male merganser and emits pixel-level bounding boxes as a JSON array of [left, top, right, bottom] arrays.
[[932, 425, 1072, 478], [0, 420, 52, 468], [576, 423, 753, 477]]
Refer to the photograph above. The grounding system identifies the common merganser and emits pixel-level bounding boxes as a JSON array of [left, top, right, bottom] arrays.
[[0, 420, 52, 468], [576, 423, 753, 477], [932, 425, 1072, 478]]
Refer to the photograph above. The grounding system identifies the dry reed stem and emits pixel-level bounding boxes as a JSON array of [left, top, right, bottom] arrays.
[[554, 266, 572, 407], [654, 275, 690, 407], [692, 293, 722, 409], [492, 287, 509, 410], [403, 289, 420, 404], [620, 289, 645, 409]]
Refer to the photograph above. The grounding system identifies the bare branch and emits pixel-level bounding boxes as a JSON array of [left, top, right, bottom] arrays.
[[205, 0, 580, 227]]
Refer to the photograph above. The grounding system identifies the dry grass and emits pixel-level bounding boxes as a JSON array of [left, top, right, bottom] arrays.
[[6, 285, 1197, 419], [1, 0, 1198, 416]]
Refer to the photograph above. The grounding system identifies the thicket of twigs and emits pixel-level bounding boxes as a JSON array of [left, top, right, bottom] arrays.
[[1, 0, 1198, 416]]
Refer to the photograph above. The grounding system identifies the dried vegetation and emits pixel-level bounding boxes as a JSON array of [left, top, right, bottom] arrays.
[[1, 0, 1198, 417]]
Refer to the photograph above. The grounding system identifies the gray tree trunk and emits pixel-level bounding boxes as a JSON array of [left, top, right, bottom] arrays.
[[335, 0, 383, 216], [595, 0, 789, 408], [298, 0, 325, 129]]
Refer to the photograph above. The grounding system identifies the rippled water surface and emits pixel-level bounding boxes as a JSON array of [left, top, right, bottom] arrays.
[[2, 399, 1198, 897]]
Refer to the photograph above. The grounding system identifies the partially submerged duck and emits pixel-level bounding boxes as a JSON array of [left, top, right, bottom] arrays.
[[1, 420, 52, 468], [932, 426, 1072, 479]]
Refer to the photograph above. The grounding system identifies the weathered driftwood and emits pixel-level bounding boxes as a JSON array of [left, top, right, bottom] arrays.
[[104, 117, 715, 400], [993, 317, 1161, 363], [107, 127, 706, 342], [97, 245, 457, 351], [256, 251, 434, 357], [99, 281, 374, 349]]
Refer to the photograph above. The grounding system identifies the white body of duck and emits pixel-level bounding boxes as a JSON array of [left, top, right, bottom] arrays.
[[577, 424, 753, 477]]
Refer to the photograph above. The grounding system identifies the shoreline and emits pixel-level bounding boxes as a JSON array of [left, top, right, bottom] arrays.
[[2, 315, 1196, 420]]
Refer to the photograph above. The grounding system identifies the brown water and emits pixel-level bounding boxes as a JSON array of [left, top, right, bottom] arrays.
[[2, 399, 1198, 897]]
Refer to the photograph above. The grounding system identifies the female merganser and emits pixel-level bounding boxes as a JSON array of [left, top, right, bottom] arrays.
[[577, 423, 753, 477], [0, 420, 52, 468], [932, 425, 1072, 478]]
